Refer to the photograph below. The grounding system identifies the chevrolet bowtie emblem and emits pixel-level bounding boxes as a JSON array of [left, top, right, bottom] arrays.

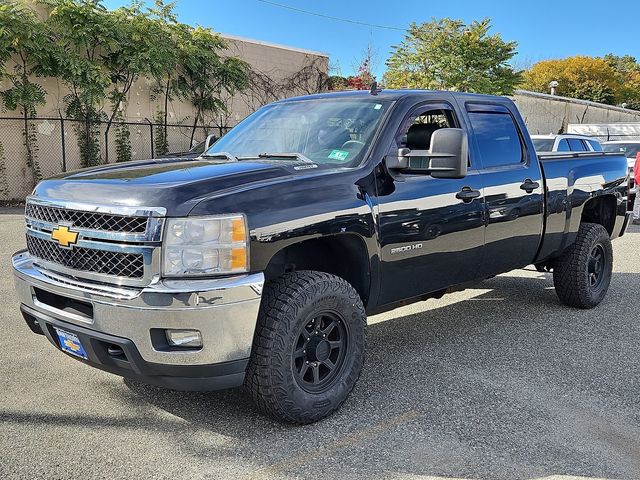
[[51, 225, 79, 248]]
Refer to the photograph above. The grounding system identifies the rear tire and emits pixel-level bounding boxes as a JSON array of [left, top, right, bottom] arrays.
[[553, 222, 613, 309], [245, 271, 366, 424]]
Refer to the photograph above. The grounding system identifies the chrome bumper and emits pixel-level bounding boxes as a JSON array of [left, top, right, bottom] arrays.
[[12, 250, 263, 366]]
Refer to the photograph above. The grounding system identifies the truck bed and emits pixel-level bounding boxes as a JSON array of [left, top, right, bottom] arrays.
[[535, 151, 629, 262]]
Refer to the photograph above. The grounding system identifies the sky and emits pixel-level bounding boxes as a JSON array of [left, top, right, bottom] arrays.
[[105, 0, 640, 79]]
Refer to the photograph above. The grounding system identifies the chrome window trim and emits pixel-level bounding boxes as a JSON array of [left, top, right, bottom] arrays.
[[26, 196, 167, 218]]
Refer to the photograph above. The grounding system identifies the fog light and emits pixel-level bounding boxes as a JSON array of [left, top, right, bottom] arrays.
[[165, 329, 202, 348]]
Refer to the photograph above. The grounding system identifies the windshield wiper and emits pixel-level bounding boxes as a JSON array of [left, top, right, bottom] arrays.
[[252, 152, 314, 163], [200, 152, 315, 164], [198, 151, 238, 162]]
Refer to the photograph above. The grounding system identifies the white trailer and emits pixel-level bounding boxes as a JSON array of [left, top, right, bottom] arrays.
[[567, 123, 640, 142]]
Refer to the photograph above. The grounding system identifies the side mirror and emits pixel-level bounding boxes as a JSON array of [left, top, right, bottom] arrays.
[[387, 128, 468, 179]]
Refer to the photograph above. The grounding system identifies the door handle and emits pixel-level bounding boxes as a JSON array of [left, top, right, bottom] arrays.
[[456, 187, 481, 203], [520, 179, 540, 193]]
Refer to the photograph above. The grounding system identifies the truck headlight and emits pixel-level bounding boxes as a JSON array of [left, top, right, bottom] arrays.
[[162, 215, 248, 277]]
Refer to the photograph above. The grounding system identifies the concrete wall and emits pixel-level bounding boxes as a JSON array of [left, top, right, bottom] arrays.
[[512, 89, 640, 135], [0, 35, 328, 201], [1, 34, 328, 127]]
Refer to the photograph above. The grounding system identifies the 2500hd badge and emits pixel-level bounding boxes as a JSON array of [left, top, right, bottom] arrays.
[[390, 243, 424, 255]]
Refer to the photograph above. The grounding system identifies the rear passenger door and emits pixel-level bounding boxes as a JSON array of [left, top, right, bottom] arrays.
[[463, 102, 545, 276]]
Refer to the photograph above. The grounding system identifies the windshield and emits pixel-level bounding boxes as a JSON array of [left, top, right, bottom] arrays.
[[205, 98, 392, 167], [603, 143, 640, 158], [532, 138, 554, 152]]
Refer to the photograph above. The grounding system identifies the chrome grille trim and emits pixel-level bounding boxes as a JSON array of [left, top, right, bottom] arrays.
[[25, 196, 167, 217], [27, 234, 145, 278], [24, 197, 164, 287], [25, 197, 164, 243], [34, 266, 140, 300], [26, 202, 148, 233], [25, 217, 164, 243]]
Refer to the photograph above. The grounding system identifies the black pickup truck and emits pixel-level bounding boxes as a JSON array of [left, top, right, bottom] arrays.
[[12, 90, 631, 424]]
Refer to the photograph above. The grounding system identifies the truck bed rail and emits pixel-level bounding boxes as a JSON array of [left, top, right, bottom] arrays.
[[538, 151, 623, 161]]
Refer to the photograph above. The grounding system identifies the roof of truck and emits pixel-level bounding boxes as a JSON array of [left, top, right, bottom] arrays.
[[278, 89, 511, 103]]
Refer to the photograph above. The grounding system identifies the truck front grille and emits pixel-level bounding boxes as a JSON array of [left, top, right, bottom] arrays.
[[26, 235, 145, 279], [25, 203, 148, 234]]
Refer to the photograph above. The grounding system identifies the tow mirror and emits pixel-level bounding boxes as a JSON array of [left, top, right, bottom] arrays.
[[387, 128, 468, 179]]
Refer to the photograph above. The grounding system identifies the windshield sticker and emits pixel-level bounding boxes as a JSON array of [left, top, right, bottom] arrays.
[[328, 149, 349, 161], [374, 104, 382, 109]]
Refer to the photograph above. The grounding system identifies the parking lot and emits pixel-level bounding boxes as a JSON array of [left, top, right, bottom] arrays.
[[0, 209, 639, 480]]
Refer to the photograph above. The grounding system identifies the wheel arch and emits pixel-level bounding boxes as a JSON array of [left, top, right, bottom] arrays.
[[263, 233, 373, 307], [580, 194, 617, 236]]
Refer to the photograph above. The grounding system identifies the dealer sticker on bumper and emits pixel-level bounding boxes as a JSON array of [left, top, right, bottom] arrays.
[[54, 328, 88, 360]]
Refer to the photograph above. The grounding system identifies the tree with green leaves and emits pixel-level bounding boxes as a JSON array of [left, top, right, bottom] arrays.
[[174, 26, 249, 145], [103, 3, 175, 162], [384, 18, 521, 95], [0, 1, 56, 186], [46, 0, 114, 167], [148, 0, 180, 156], [603, 54, 640, 110]]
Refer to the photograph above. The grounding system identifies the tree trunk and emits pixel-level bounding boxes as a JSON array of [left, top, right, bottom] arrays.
[[22, 106, 35, 186], [84, 113, 92, 167], [190, 106, 200, 147], [104, 102, 120, 164]]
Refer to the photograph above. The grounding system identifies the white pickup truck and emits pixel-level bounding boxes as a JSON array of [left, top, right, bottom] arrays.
[[531, 134, 602, 153]]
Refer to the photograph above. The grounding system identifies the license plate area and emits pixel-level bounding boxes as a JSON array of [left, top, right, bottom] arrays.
[[54, 327, 88, 359]]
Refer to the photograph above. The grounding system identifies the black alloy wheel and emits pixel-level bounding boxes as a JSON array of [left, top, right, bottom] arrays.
[[588, 244, 606, 289], [292, 311, 349, 393]]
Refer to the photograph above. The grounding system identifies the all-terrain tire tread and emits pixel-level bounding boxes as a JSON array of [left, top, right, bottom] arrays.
[[553, 222, 613, 309], [244, 270, 366, 424]]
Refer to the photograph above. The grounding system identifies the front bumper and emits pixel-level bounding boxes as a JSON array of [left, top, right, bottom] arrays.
[[12, 251, 264, 390]]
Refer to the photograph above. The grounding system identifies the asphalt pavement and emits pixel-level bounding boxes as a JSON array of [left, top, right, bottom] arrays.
[[1, 210, 639, 480]]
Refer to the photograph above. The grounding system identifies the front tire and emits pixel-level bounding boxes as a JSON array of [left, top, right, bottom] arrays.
[[553, 222, 613, 309], [245, 271, 366, 424]]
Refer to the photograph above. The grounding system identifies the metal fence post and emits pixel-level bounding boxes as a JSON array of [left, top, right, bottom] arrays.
[[146, 118, 154, 158], [105, 125, 110, 164], [58, 112, 67, 172]]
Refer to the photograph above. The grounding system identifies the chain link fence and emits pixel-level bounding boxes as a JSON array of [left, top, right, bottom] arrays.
[[0, 116, 230, 202]]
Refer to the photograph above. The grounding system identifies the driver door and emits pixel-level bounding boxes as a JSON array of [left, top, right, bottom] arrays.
[[376, 102, 486, 305]]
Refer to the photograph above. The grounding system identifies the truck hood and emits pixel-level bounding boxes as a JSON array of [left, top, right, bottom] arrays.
[[31, 157, 312, 216]]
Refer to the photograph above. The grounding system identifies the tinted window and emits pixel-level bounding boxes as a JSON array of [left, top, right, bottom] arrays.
[[557, 139, 570, 152], [532, 138, 554, 152], [468, 111, 524, 167], [567, 138, 586, 151], [603, 143, 640, 158], [587, 140, 602, 151]]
